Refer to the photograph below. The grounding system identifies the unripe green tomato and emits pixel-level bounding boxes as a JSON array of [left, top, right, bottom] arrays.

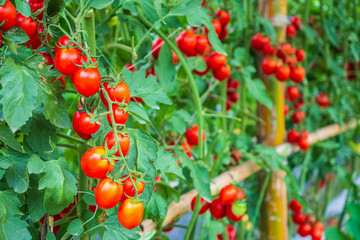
[[232, 199, 247, 216]]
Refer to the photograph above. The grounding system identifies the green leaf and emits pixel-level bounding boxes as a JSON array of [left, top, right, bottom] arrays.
[[67, 219, 84, 235], [128, 101, 150, 124], [325, 227, 348, 240], [102, 215, 141, 240], [14, 0, 31, 17], [46, 232, 56, 240], [124, 69, 172, 110], [301, 25, 317, 44], [26, 184, 46, 222], [154, 0, 163, 20], [0, 191, 31, 240], [0, 154, 12, 169], [3, 149, 30, 193], [155, 182, 180, 204], [258, 16, 276, 41], [155, 147, 185, 179], [244, 78, 273, 109], [187, 56, 207, 71], [2, 27, 30, 44], [0, 60, 39, 132], [0, 124, 23, 152], [134, 0, 159, 22], [88, 0, 113, 9], [47, 0, 65, 16], [167, 110, 191, 134], [155, 44, 177, 95], [324, 17, 339, 47], [145, 193, 167, 222]]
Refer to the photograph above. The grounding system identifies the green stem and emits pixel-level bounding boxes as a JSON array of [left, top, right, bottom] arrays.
[[205, 130, 222, 165], [82, 9, 97, 57], [107, 43, 133, 54], [203, 113, 241, 122], [299, 149, 312, 190], [56, 132, 87, 145], [184, 194, 201, 240], [77, 146, 89, 240], [56, 143, 78, 150], [221, 80, 228, 136]]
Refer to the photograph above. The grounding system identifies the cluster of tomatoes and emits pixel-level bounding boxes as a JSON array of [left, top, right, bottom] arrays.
[[286, 15, 303, 40], [290, 199, 324, 240], [345, 62, 360, 81], [226, 78, 241, 110]]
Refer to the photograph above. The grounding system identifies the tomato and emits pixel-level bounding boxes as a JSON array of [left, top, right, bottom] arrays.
[[177, 30, 197, 55], [185, 125, 206, 146], [211, 19, 222, 36], [287, 130, 300, 143], [296, 49, 306, 62], [225, 204, 243, 222], [229, 149, 241, 166], [290, 16, 302, 30], [286, 86, 299, 101], [286, 25, 297, 40], [50, 75, 66, 90], [216, 9, 230, 26], [100, 82, 130, 109], [122, 176, 145, 197], [213, 64, 231, 81], [207, 52, 227, 70], [191, 196, 210, 215], [55, 48, 81, 76], [275, 65, 290, 81], [287, 56, 297, 68], [124, 63, 135, 73], [117, 199, 144, 229], [0, 1, 16, 32], [261, 58, 277, 75], [73, 111, 92, 140], [219, 185, 241, 204], [210, 198, 226, 219], [195, 35, 208, 54], [277, 43, 293, 61], [77, 112, 100, 135], [25, 24, 49, 50], [181, 140, 193, 159], [294, 100, 304, 109], [291, 111, 305, 124], [162, 223, 174, 233], [315, 93, 330, 108], [251, 33, 269, 51], [103, 130, 130, 157], [290, 66, 305, 83], [262, 44, 276, 56], [284, 104, 289, 116], [81, 146, 114, 179], [231, 199, 247, 216], [292, 211, 307, 224], [297, 136, 309, 151], [95, 178, 123, 209], [228, 92, 239, 103], [298, 224, 311, 237], [107, 107, 128, 126], [152, 38, 177, 63], [313, 222, 324, 231], [310, 228, 323, 240], [217, 225, 237, 240], [227, 79, 241, 89], [26, 0, 44, 19], [16, 13, 38, 38], [55, 35, 82, 54], [218, 26, 228, 41], [0, 31, 2, 47], [289, 199, 302, 212], [40, 52, 54, 66], [72, 67, 101, 97]]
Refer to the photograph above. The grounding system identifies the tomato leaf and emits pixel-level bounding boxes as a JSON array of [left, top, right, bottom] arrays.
[[244, 77, 273, 110], [167, 110, 192, 134], [47, 0, 65, 16], [102, 215, 141, 240], [128, 101, 150, 124], [0, 124, 23, 152], [67, 219, 84, 235], [26, 183, 46, 222], [87, 0, 114, 9], [0, 191, 31, 240], [325, 227, 349, 240], [2, 26, 30, 44], [155, 147, 185, 180], [14, 0, 31, 18], [145, 193, 167, 222], [155, 182, 180, 204], [187, 56, 207, 71], [155, 44, 177, 95]]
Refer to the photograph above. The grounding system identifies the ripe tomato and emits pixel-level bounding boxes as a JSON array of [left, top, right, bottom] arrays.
[[124, 63, 135, 73], [73, 111, 92, 140], [217, 225, 237, 240], [101, 82, 130, 109], [251, 33, 269, 51], [313, 222, 324, 231], [290, 16, 303, 30], [261, 58, 277, 75], [117, 199, 143, 230], [55, 35, 82, 54], [78, 112, 100, 135], [72, 67, 101, 97], [193, 55, 210, 76], [289, 199, 302, 212], [185, 125, 206, 146], [298, 224, 311, 237], [262, 43, 277, 56], [292, 211, 307, 224], [210, 198, 226, 219], [227, 79, 241, 89], [287, 56, 298, 68], [225, 204, 244, 222], [284, 104, 289, 116], [55, 48, 81, 76], [219, 185, 242, 204], [286, 86, 299, 101], [291, 111, 305, 124], [191, 196, 210, 215], [211, 19, 222, 36], [229, 149, 241, 166], [122, 176, 145, 197], [286, 25, 297, 40], [50, 76, 66, 90], [81, 146, 114, 179], [95, 178, 123, 209], [0, 31, 2, 47], [294, 100, 304, 109], [290, 67, 305, 83], [216, 9, 230, 26], [228, 92, 239, 103], [218, 26, 229, 41], [40, 52, 54, 66], [26, 0, 44, 19], [297, 136, 309, 151], [107, 107, 128, 126], [195, 35, 208, 54], [151, 37, 163, 60], [177, 30, 197, 55], [310, 228, 323, 240], [315, 93, 330, 108], [296, 49, 306, 62], [16, 13, 38, 38], [213, 64, 231, 81], [103, 130, 130, 157], [181, 140, 193, 159], [0, 1, 17, 32], [275, 65, 290, 81], [287, 130, 300, 143], [207, 52, 227, 70]]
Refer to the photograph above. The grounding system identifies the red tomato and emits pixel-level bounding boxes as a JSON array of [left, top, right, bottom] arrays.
[[310, 228, 323, 240], [151, 38, 177, 63], [219, 185, 241, 204], [228, 92, 239, 103], [292, 211, 307, 224], [191, 197, 210, 215], [290, 67, 305, 83], [225, 204, 243, 222], [213, 64, 231, 81], [251, 33, 269, 51], [162, 223, 174, 233], [26, 0, 44, 19], [284, 104, 289, 116], [286, 86, 299, 101], [195, 35, 208, 54], [287, 130, 300, 143], [103, 130, 130, 157], [107, 107, 128, 126], [290, 16, 303, 30], [122, 176, 145, 197], [0, 31, 2, 47], [181, 141, 193, 159], [185, 125, 206, 146], [315, 93, 330, 108], [73, 111, 92, 140], [211, 19, 222, 36], [81, 146, 114, 179], [177, 30, 197, 55], [50, 75, 66, 90], [313, 222, 324, 231], [117, 199, 144, 229], [297, 136, 310, 151], [55, 35, 82, 54], [289, 199, 302, 212], [287, 56, 298, 68], [78, 112, 100, 135], [218, 26, 229, 41], [227, 79, 241, 89], [294, 100, 304, 109], [172, 51, 178, 64], [72, 67, 101, 97], [262, 43, 277, 56], [261, 58, 278, 75], [286, 25, 297, 40], [207, 52, 227, 70], [100, 82, 130, 109], [25, 24, 50, 50], [95, 178, 123, 209], [0, 1, 17, 32], [40, 52, 54, 66], [291, 111, 305, 124], [216, 9, 231, 26], [298, 224, 311, 237], [296, 49, 306, 62], [275, 65, 290, 81], [193, 55, 210, 76], [229, 149, 242, 166], [124, 63, 135, 73], [15, 13, 38, 38], [210, 198, 226, 219], [55, 48, 81, 76]]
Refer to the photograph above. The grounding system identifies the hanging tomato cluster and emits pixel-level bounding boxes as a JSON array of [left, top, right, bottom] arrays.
[[289, 200, 324, 240], [286, 15, 303, 40], [226, 78, 241, 110]]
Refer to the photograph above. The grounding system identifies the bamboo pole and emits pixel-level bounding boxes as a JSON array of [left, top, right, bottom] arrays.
[[140, 121, 357, 235]]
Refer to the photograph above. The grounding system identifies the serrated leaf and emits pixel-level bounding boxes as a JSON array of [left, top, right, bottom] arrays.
[[2, 26, 30, 44], [0, 154, 12, 169], [3, 149, 29, 193], [244, 78, 273, 109], [145, 193, 167, 222], [155, 147, 185, 179], [128, 101, 150, 124], [67, 219, 84, 235], [0, 125, 22, 152], [155, 182, 180, 204], [155, 44, 177, 94], [102, 215, 140, 240]]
